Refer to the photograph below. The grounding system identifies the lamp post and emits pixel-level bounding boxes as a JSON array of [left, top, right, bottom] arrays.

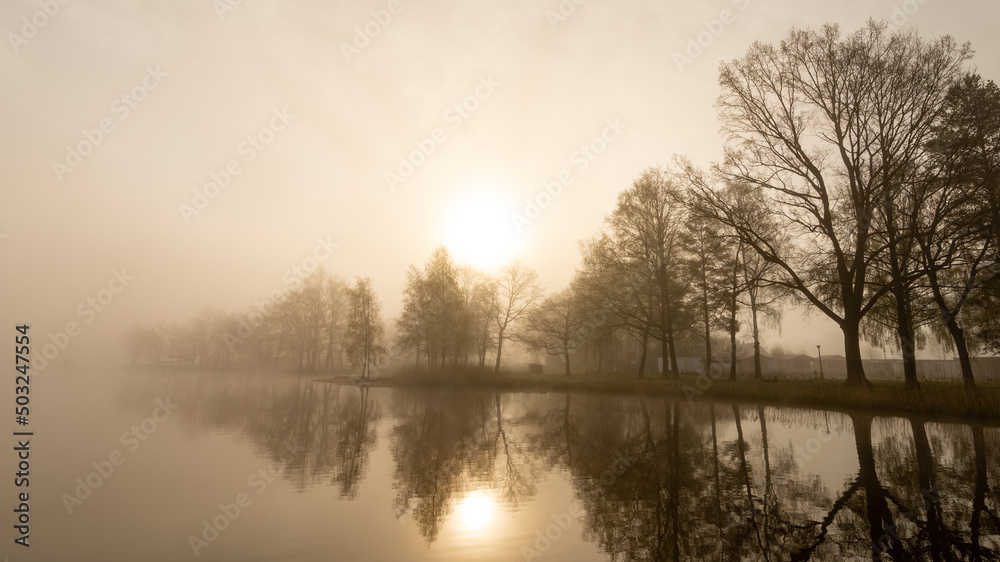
[[817, 345, 824, 380]]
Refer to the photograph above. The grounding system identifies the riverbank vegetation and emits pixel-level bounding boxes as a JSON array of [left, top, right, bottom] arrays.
[[344, 367, 1000, 420]]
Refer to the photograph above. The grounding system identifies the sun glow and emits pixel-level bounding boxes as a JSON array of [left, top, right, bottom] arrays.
[[443, 187, 517, 271], [454, 490, 496, 532]]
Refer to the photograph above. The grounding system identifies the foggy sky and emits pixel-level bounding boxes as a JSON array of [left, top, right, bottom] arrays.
[[3, 0, 998, 366]]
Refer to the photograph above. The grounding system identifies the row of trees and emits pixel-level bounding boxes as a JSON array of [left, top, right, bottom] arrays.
[[392, 207, 784, 381], [124, 270, 387, 380], [683, 21, 999, 389], [504, 21, 999, 389], [394, 247, 544, 372]]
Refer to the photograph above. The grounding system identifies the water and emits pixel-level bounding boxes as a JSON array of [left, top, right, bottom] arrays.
[[14, 368, 1000, 561]]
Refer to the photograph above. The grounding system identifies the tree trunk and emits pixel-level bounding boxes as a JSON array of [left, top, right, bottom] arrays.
[[703, 290, 713, 377], [659, 266, 680, 379], [637, 331, 648, 379], [750, 290, 762, 380], [843, 316, 872, 387], [493, 328, 505, 374], [659, 310, 669, 379], [729, 243, 741, 380], [942, 314, 977, 390], [883, 187, 920, 390], [729, 325, 738, 380], [563, 351, 571, 376], [894, 290, 919, 390], [667, 324, 680, 379]]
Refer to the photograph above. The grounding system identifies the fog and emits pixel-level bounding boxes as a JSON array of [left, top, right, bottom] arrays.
[[3, 0, 997, 368]]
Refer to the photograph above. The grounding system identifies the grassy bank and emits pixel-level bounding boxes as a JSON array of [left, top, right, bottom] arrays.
[[325, 368, 1000, 421]]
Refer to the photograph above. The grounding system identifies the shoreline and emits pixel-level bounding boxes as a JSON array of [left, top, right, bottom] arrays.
[[320, 372, 1000, 423]]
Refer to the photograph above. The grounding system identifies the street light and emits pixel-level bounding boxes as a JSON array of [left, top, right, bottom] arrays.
[[817, 345, 824, 380]]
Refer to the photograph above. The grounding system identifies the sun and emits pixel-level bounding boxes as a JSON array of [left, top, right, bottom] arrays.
[[454, 490, 496, 532], [443, 189, 517, 271]]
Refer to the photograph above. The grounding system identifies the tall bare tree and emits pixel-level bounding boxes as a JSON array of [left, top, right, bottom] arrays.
[[681, 212, 734, 377], [579, 236, 660, 378], [323, 274, 349, 371], [601, 167, 689, 379], [916, 74, 1000, 389], [708, 21, 972, 386], [457, 266, 498, 368], [492, 260, 543, 373], [345, 277, 387, 381], [395, 247, 467, 371], [521, 287, 588, 376]]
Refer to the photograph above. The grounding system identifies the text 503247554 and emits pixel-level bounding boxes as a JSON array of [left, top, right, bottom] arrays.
[[14, 323, 32, 548]]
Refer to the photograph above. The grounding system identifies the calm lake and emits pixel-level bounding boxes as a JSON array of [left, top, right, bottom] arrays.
[[19, 368, 1000, 561]]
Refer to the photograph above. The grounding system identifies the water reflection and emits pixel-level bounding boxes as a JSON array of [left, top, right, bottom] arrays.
[[124, 373, 1000, 560], [389, 390, 542, 543]]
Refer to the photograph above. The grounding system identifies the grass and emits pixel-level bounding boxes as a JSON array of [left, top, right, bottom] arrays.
[[330, 367, 1000, 422]]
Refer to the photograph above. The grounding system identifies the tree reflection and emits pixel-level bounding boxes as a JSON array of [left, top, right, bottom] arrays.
[[387, 389, 541, 543], [118, 374, 383, 496], [119, 374, 1000, 559], [241, 380, 384, 496]]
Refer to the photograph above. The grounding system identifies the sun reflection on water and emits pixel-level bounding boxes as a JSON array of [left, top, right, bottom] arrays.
[[453, 489, 496, 534]]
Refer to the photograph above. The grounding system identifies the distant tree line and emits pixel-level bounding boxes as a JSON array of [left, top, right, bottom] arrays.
[[124, 271, 387, 379]]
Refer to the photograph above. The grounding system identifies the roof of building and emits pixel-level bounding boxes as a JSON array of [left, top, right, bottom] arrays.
[[773, 354, 814, 361]]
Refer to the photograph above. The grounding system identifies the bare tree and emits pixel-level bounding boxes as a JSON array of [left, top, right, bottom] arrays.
[[492, 260, 543, 373], [323, 275, 349, 371], [396, 265, 431, 369], [345, 277, 387, 381], [682, 210, 735, 377], [600, 167, 690, 379], [457, 266, 498, 369], [395, 247, 467, 371], [738, 237, 787, 379], [579, 235, 660, 378], [521, 288, 588, 376], [916, 74, 1000, 389]]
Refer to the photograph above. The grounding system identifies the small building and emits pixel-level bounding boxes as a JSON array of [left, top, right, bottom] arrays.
[[915, 359, 962, 380], [773, 354, 815, 378], [862, 359, 902, 380], [813, 354, 847, 379], [972, 357, 1000, 380], [736, 351, 775, 376]]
